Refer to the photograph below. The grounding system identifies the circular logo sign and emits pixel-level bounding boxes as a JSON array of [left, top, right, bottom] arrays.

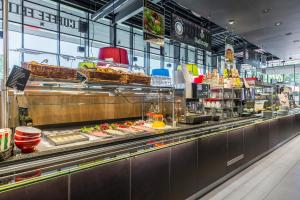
[[175, 21, 184, 37]]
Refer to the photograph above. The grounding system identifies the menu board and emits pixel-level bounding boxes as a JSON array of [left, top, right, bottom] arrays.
[[6, 65, 30, 91], [143, 0, 165, 46], [171, 14, 211, 50]]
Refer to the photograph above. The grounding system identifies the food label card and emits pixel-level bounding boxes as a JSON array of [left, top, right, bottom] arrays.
[[6, 65, 30, 91], [76, 71, 88, 83]]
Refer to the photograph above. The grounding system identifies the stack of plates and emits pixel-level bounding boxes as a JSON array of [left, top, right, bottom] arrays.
[[14, 127, 41, 153]]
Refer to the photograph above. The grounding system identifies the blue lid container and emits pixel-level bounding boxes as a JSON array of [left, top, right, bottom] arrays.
[[151, 69, 170, 77]]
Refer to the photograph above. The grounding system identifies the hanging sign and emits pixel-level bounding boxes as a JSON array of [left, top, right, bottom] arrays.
[[225, 39, 234, 63], [6, 65, 31, 91], [224, 38, 236, 72], [171, 14, 211, 50], [143, 0, 165, 46]]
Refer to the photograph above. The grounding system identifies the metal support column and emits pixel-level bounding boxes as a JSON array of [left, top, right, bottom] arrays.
[[144, 42, 150, 75], [1, 0, 9, 128], [194, 48, 198, 64], [203, 50, 207, 74], [57, 2, 61, 66], [294, 64, 296, 92], [160, 46, 164, 68], [173, 41, 180, 68], [184, 45, 188, 64], [85, 13, 90, 58], [110, 16, 117, 47], [129, 27, 134, 65], [21, 0, 24, 62]]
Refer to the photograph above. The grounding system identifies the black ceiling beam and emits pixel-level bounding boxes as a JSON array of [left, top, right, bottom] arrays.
[[91, 0, 133, 21], [57, 0, 278, 59], [114, 0, 143, 23]]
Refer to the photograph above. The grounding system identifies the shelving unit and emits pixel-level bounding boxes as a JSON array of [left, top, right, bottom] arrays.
[[243, 81, 277, 115], [204, 86, 243, 118]]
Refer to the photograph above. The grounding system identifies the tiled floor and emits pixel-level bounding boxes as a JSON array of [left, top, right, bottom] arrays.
[[200, 135, 300, 200]]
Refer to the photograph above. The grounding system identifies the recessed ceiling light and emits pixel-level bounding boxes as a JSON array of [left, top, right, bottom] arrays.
[[285, 32, 292, 36], [293, 40, 300, 43], [275, 22, 282, 26], [262, 8, 271, 14], [228, 19, 235, 25]]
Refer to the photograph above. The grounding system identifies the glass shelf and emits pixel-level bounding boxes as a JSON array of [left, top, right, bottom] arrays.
[[11, 48, 146, 70], [23, 80, 174, 94]]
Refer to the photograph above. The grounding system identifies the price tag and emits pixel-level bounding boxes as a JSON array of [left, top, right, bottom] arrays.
[[6, 65, 31, 91]]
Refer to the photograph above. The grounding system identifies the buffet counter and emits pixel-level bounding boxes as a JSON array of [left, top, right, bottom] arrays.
[[0, 112, 299, 200], [2, 116, 256, 165]]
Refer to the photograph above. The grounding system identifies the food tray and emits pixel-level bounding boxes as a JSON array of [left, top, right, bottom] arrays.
[[115, 127, 145, 134], [125, 73, 151, 85], [46, 132, 89, 146], [29, 76, 80, 83], [85, 131, 113, 138], [103, 129, 129, 136], [81, 70, 127, 84], [22, 62, 77, 81]]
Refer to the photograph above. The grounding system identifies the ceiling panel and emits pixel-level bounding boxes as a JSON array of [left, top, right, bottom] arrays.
[[60, 0, 277, 59], [173, 0, 300, 60]]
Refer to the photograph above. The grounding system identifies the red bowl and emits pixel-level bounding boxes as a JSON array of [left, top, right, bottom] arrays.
[[15, 138, 41, 153], [14, 133, 41, 141], [15, 127, 41, 137]]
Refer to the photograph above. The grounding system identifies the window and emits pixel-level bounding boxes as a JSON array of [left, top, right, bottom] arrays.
[[24, 1, 58, 32], [89, 40, 108, 59], [60, 34, 85, 68], [117, 24, 130, 48], [133, 28, 145, 68], [89, 19, 110, 47], [188, 46, 195, 63], [150, 55, 160, 74], [0, 0, 213, 84], [164, 57, 174, 82], [133, 28, 144, 51], [180, 44, 187, 63], [164, 39, 174, 58]]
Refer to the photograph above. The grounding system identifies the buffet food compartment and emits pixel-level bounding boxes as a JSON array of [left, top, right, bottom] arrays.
[[22, 62, 77, 81], [23, 61, 151, 86], [44, 131, 89, 146], [125, 73, 151, 85], [80, 68, 127, 84]]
